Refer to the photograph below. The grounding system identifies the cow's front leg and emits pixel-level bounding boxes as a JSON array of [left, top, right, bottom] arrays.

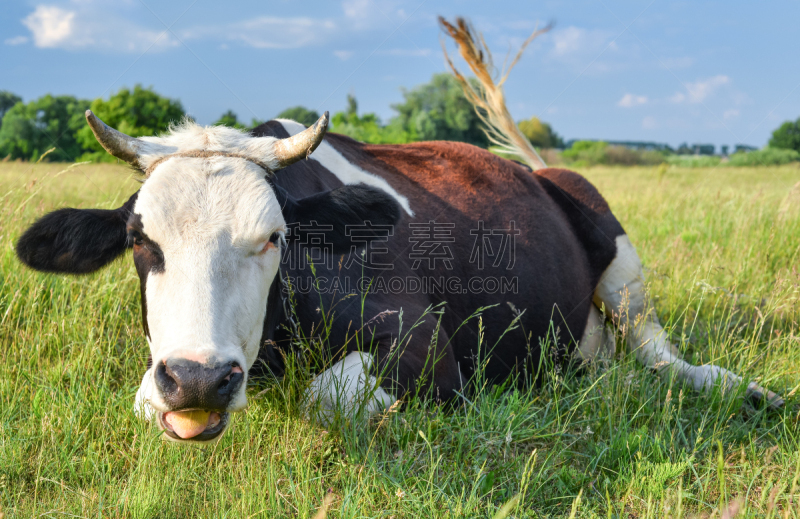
[[304, 351, 397, 426], [594, 234, 784, 409], [303, 321, 463, 425]]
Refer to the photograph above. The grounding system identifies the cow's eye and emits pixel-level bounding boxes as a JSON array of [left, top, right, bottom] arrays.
[[259, 231, 283, 255], [129, 231, 144, 247]]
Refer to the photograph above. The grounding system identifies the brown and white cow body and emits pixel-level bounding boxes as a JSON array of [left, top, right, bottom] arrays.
[[16, 112, 782, 444]]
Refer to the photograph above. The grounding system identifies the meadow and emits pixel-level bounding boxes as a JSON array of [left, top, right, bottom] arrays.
[[0, 160, 799, 517]]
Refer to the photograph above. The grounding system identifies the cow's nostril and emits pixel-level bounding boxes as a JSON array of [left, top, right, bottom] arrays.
[[218, 365, 243, 395], [155, 361, 178, 395]]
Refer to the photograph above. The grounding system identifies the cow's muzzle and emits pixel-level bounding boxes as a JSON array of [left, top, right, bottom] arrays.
[[153, 358, 244, 441]]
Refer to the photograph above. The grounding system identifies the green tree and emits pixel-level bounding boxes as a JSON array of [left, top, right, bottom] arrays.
[[346, 94, 358, 117], [0, 91, 22, 132], [276, 106, 320, 126], [76, 85, 185, 163], [0, 95, 90, 161], [213, 110, 246, 129], [769, 117, 800, 153], [390, 73, 489, 147], [518, 116, 563, 149], [330, 96, 411, 144], [728, 147, 800, 166], [562, 140, 608, 165]]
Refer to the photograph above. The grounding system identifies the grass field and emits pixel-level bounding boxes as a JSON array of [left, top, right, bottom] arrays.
[[1, 160, 799, 518]]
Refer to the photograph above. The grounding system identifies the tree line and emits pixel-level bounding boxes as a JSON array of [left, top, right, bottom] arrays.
[[2, 73, 799, 165], [0, 74, 562, 163]]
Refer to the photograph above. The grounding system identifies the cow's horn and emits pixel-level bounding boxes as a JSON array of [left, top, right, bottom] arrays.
[[272, 111, 329, 169], [85, 110, 143, 167]]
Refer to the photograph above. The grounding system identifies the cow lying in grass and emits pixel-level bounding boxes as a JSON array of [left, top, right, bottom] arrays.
[[15, 21, 783, 444]]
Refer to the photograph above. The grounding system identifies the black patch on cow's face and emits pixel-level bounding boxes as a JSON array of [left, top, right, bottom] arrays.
[[127, 213, 165, 340], [126, 213, 165, 274], [275, 183, 401, 254], [16, 192, 139, 274]]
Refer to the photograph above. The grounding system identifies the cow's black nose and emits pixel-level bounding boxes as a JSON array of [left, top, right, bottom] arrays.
[[155, 359, 243, 410]]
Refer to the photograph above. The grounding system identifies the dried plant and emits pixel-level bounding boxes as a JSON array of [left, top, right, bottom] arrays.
[[438, 16, 552, 170]]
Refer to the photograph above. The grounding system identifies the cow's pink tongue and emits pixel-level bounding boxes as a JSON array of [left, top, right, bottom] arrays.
[[164, 410, 211, 439]]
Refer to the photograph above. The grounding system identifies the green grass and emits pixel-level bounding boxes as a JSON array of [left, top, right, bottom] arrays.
[[1, 161, 799, 517]]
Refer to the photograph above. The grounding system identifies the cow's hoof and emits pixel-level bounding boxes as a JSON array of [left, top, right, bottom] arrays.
[[745, 382, 785, 410]]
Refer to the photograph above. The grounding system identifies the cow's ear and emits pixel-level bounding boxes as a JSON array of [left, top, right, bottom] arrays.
[[278, 184, 401, 254], [16, 192, 139, 274]]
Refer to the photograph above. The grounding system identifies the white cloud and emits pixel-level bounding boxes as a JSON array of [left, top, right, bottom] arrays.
[[546, 26, 625, 74], [723, 109, 739, 120], [341, 0, 405, 29], [184, 2, 410, 51], [4, 35, 29, 46], [669, 92, 686, 103], [185, 17, 337, 49], [17, 1, 403, 54], [618, 93, 648, 108], [550, 26, 613, 58], [23, 6, 78, 48], [342, 0, 372, 20], [670, 75, 730, 104], [642, 116, 657, 129], [21, 4, 178, 52], [334, 50, 353, 61]]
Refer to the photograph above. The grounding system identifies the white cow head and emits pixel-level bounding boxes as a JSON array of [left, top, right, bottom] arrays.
[[16, 111, 401, 443]]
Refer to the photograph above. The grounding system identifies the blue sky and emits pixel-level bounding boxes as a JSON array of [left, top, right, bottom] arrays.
[[2, 0, 799, 150]]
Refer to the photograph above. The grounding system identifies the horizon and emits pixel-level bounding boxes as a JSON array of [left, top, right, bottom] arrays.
[[2, 0, 798, 150]]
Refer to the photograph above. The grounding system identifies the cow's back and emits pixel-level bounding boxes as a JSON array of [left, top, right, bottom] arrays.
[[335, 136, 623, 298]]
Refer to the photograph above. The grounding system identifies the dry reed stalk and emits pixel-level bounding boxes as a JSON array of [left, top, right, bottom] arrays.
[[439, 17, 552, 170]]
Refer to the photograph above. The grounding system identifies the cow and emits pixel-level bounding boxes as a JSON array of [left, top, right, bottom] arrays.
[[14, 106, 783, 444]]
